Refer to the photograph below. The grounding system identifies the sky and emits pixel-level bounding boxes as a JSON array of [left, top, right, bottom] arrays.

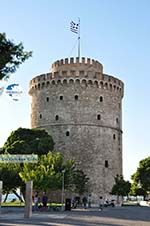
[[0, 0, 150, 181]]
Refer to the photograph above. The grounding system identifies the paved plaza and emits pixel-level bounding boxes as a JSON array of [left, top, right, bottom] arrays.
[[0, 206, 150, 226]]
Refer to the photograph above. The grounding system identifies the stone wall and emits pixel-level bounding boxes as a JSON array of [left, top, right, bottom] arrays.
[[29, 57, 124, 200]]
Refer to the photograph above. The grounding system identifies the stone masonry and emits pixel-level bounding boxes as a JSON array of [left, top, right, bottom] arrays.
[[29, 57, 124, 200]]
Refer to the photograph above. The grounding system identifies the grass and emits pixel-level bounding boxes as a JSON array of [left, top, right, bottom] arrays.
[[1, 200, 25, 207], [1, 200, 62, 208]]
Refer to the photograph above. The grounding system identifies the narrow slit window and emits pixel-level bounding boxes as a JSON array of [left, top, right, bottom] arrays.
[[39, 114, 42, 119], [100, 96, 103, 102], [97, 114, 101, 120], [116, 117, 119, 123], [113, 134, 116, 140], [105, 160, 109, 168], [46, 97, 49, 102], [55, 115, 59, 121]]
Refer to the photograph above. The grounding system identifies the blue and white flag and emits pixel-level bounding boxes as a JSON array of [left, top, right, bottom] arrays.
[[70, 21, 79, 34]]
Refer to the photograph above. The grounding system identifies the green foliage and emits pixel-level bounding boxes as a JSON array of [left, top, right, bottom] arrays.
[[3, 127, 54, 155], [130, 182, 147, 197], [1, 128, 88, 196], [71, 170, 89, 195], [19, 151, 89, 194], [111, 175, 131, 197], [0, 128, 54, 196], [131, 156, 150, 195], [0, 163, 23, 193], [0, 33, 32, 80], [19, 152, 70, 191]]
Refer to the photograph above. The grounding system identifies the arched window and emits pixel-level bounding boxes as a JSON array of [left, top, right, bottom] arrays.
[[97, 114, 101, 120], [46, 81, 50, 86], [75, 95, 78, 100], [51, 80, 55, 85], [100, 96, 103, 102], [55, 115, 59, 121], [113, 134, 116, 140], [66, 131, 70, 136], [59, 95, 63, 100]]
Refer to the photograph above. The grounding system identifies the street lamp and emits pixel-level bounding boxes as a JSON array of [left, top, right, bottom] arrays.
[[0, 181, 3, 215], [61, 169, 65, 211]]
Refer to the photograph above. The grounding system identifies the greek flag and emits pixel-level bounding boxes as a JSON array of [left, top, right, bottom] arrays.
[[70, 21, 79, 34]]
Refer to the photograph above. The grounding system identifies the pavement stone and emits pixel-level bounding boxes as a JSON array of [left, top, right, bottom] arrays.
[[0, 206, 150, 226]]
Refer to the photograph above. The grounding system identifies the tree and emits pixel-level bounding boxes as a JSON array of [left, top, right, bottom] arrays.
[[19, 152, 64, 191], [1, 128, 54, 200], [111, 175, 131, 199], [0, 33, 32, 80], [71, 170, 89, 195], [130, 182, 147, 198], [0, 162, 24, 202], [3, 127, 54, 155], [1, 128, 89, 198], [19, 151, 89, 194], [131, 156, 150, 198]]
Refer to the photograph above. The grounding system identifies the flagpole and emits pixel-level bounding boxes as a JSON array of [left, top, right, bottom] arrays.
[[78, 18, 80, 59]]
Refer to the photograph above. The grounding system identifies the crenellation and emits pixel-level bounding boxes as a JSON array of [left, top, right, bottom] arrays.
[[54, 71, 59, 77], [76, 57, 79, 63], [87, 58, 91, 64], [92, 59, 95, 66], [29, 74, 124, 96], [70, 57, 74, 64], [95, 60, 99, 68], [46, 73, 52, 80], [58, 59, 62, 66], [65, 58, 68, 64], [82, 57, 85, 64]]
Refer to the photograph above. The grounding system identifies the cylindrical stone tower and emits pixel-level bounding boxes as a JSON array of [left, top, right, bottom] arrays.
[[29, 57, 124, 199]]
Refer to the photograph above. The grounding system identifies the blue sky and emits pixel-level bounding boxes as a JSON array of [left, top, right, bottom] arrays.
[[0, 0, 150, 180]]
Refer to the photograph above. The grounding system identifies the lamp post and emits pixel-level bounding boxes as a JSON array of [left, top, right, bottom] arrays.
[[0, 181, 2, 215], [61, 169, 65, 211]]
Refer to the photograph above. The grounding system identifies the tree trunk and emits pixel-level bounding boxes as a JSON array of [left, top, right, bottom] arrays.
[[3, 192, 9, 203]]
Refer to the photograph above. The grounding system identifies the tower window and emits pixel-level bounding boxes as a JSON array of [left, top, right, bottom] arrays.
[[55, 115, 59, 121], [113, 134, 116, 140], [39, 114, 42, 119], [75, 95, 78, 100], [118, 134, 121, 145], [100, 96, 103, 102], [105, 160, 109, 168], [116, 117, 119, 123], [97, 114, 101, 120], [46, 97, 49, 102], [66, 131, 70, 136], [60, 95, 63, 100]]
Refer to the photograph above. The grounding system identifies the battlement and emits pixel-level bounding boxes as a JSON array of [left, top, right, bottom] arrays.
[[51, 57, 103, 75], [29, 74, 124, 97], [29, 57, 124, 97]]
